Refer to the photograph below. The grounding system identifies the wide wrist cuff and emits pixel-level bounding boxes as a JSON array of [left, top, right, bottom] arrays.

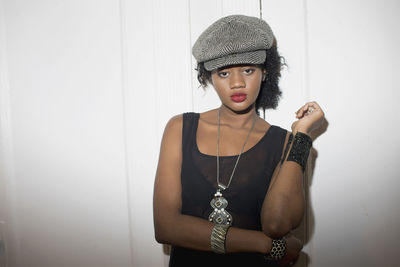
[[210, 224, 230, 254], [287, 132, 312, 171]]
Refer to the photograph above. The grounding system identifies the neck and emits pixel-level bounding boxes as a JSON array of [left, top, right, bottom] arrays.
[[218, 104, 257, 129]]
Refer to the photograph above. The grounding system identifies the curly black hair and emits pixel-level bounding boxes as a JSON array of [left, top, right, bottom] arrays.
[[195, 40, 286, 115]]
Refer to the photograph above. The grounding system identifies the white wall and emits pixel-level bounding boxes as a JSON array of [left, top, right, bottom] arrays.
[[0, 0, 132, 266], [0, 0, 399, 267], [306, 1, 400, 266]]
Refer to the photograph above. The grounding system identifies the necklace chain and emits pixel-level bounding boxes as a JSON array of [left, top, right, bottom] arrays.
[[216, 108, 257, 191]]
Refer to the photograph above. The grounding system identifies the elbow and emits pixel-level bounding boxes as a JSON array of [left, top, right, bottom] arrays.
[[262, 213, 305, 238], [154, 223, 169, 244], [154, 216, 176, 244], [262, 198, 305, 238], [154, 209, 181, 244], [262, 220, 292, 238], [155, 233, 166, 244], [261, 209, 292, 237]]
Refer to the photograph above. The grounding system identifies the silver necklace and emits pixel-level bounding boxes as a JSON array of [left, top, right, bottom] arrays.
[[208, 108, 257, 225]]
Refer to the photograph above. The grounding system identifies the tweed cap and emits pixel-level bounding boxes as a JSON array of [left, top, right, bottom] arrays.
[[192, 15, 275, 71]]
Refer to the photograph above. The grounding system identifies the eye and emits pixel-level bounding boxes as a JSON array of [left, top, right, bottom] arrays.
[[243, 68, 255, 75], [218, 71, 229, 78]]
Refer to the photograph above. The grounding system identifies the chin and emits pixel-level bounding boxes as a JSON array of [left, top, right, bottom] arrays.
[[224, 102, 255, 114]]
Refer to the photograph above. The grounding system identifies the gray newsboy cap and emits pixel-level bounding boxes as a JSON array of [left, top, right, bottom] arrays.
[[192, 14, 275, 71]]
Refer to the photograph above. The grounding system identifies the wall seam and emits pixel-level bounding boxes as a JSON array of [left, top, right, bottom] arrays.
[[303, 0, 310, 101], [151, 0, 162, 144], [118, 0, 135, 265]]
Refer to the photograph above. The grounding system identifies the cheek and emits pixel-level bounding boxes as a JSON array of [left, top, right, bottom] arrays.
[[248, 77, 262, 92], [211, 78, 228, 94], [214, 86, 228, 100], [210, 73, 222, 86]]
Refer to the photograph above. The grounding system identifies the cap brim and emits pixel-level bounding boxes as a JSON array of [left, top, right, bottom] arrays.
[[204, 50, 266, 71]]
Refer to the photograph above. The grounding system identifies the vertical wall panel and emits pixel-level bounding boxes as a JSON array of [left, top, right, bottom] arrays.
[[124, 0, 192, 266], [122, 1, 160, 265], [306, 0, 400, 266], [261, 0, 308, 129], [152, 0, 193, 130], [3, 0, 132, 266]]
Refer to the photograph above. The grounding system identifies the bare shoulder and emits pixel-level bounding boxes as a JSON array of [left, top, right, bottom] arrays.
[[163, 114, 183, 136], [159, 114, 184, 153], [166, 114, 183, 128]]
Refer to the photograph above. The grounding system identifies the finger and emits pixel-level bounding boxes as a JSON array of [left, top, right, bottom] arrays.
[[295, 104, 307, 118], [303, 103, 309, 112], [307, 104, 325, 119], [307, 101, 321, 112], [296, 101, 322, 118], [306, 106, 315, 116], [303, 101, 322, 116]]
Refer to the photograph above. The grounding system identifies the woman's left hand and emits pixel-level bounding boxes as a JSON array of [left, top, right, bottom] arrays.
[[277, 233, 303, 267], [291, 101, 325, 135]]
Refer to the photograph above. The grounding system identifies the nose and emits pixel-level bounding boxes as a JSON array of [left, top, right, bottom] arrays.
[[229, 71, 245, 89]]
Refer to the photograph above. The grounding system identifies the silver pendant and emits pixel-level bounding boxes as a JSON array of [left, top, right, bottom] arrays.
[[208, 189, 232, 225]]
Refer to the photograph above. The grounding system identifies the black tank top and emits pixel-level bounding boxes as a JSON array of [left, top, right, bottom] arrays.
[[169, 112, 287, 267]]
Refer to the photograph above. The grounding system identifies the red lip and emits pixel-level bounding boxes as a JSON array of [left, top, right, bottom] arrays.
[[230, 93, 247, 103]]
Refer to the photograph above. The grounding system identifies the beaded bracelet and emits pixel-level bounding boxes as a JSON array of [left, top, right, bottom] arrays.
[[287, 132, 312, 171], [210, 224, 230, 254]]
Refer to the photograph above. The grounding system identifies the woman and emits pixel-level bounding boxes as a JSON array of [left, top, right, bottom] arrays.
[[153, 15, 324, 267]]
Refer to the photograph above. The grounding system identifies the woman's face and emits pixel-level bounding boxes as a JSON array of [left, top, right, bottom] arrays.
[[211, 65, 264, 113]]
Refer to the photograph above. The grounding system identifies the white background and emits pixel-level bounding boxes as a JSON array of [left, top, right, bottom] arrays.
[[0, 0, 399, 266]]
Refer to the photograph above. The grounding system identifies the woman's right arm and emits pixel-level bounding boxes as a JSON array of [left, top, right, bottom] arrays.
[[153, 114, 270, 254]]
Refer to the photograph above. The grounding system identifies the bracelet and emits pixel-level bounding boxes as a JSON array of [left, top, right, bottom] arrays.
[[210, 224, 230, 254], [264, 237, 287, 261], [287, 132, 312, 171]]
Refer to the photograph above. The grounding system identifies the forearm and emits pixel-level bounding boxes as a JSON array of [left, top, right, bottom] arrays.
[[261, 161, 305, 237], [155, 213, 271, 254], [261, 129, 309, 237]]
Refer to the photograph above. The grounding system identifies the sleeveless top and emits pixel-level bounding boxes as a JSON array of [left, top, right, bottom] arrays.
[[169, 112, 287, 267]]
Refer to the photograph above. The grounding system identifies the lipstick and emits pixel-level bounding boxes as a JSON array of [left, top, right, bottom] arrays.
[[230, 93, 247, 103]]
